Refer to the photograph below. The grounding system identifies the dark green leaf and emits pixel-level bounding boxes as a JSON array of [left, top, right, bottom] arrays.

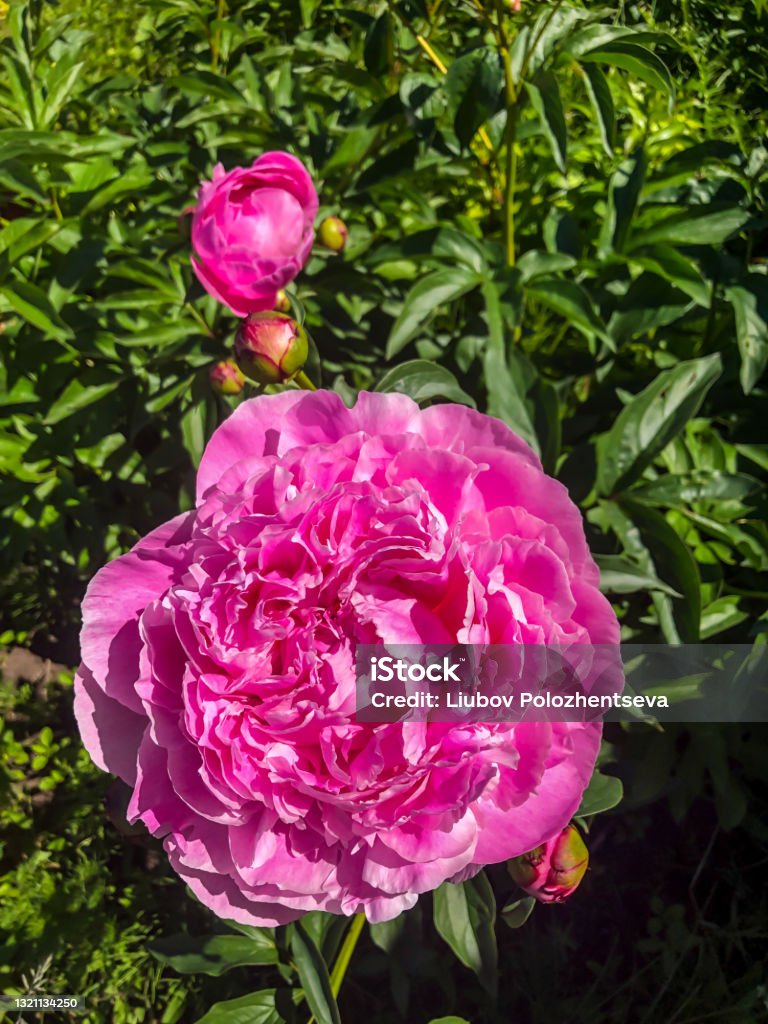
[[364, 11, 395, 76], [598, 152, 647, 256], [290, 920, 340, 1024], [596, 354, 722, 495], [433, 872, 497, 997], [630, 471, 761, 506], [525, 70, 567, 172], [44, 378, 121, 426], [581, 63, 615, 154], [594, 554, 682, 597], [500, 897, 536, 930], [630, 205, 751, 248], [577, 771, 624, 817], [386, 267, 482, 358], [725, 275, 768, 394], [526, 277, 613, 347], [147, 933, 277, 976], [375, 360, 476, 407], [445, 48, 502, 148], [194, 989, 286, 1024], [0, 279, 72, 339], [580, 43, 674, 99]]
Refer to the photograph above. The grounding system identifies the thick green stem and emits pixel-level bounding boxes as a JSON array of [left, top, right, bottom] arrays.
[[293, 369, 317, 392], [329, 913, 365, 999]]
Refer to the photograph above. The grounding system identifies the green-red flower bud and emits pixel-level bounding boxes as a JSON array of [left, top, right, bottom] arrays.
[[209, 359, 245, 396], [274, 289, 292, 313], [234, 312, 309, 385], [507, 824, 589, 903], [318, 215, 349, 253]]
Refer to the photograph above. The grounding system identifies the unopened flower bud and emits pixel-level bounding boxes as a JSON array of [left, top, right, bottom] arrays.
[[507, 824, 588, 903], [318, 215, 348, 253], [274, 289, 292, 313], [234, 312, 309, 385], [209, 359, 245, 396]]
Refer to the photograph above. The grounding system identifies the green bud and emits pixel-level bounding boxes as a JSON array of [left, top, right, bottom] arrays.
[[234, 312, 309, 385], [209, 359, 245, 396], [318, 215, 349, 253]]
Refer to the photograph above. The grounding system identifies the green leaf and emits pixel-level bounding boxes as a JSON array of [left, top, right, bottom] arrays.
[[481, 278, 540, 455], [44, 378, 121, 426], [500, 897, 536, 930], [598, 152, 647, 256], [630, 471, 761, 507], [608, 274, 693, 342], [368, 226, 487, 274], [433, 872, 497, 997], [364, 11, 395, 76], [596, 354, 722, 496], [618, 498, 702, 642], [581, 63, 615, 154], [375, 360, 476, 407], [290, 920, 340, 1024], [627, 245, 709, 306], [701, 596, 749, 639], [580, 43, 674, 100], [167, 73, 246, 103], [725, 275, 768, 394], [445, 47, 502, 148], [566, 25, 674, 57], [630, 205, 751, 248], [594, 554, 682, 597], [525, 70, 567, 171], [516, 250, 576, 281], [577, 771, 623, 817], [386, 267, 482, 358], [147, 933, 277, 976], [0, 279, 72, 339], [428, 1019, 471, 1024], [526, 277, 613, 347], [194, 989, 287, 1024]]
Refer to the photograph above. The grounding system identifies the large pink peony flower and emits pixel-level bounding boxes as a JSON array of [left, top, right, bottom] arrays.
[[191, 152, 318, 317], [75, 391, 618, 925]]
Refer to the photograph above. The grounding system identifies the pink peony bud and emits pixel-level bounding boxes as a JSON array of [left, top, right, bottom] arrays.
[[234, 312, 309, 385], [318, 215, 348, 252], [274, 289, 292, 313], [507, 824, 588, 903], [209, 359, 245, 396]]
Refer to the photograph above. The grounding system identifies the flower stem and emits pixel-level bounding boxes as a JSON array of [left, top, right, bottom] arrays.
[[293, 370, 317, 391], [329, 913, 366, 1000]]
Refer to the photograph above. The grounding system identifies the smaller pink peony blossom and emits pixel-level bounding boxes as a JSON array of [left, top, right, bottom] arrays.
[[234, 311, 308, 385], [209, 359, 245, 396], [191, 152, 318, 317], [507, 824, 589, 903]]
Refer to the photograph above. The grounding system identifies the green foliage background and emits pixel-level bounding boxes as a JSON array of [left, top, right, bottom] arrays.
[[1, 0, 767, 1021]]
